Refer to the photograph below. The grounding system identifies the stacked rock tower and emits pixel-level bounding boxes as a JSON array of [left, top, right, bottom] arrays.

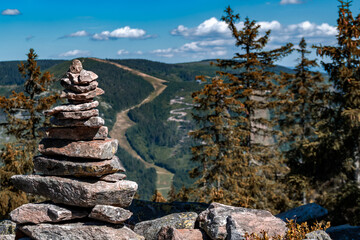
[[9, 60, 144, 239]]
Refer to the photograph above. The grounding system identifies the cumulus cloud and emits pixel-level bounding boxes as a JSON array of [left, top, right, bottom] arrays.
[[92, 26, 149, 40], [117, 49, 129, 55], [280, 0, 302, 4], [59, 30, 90, 39], [1, 9, 21, 16], [59, 50, 91, 58]]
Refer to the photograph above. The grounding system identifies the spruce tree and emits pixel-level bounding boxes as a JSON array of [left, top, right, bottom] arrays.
[[0, 49, 58, 218], [278, 38, 328, 204], [312, 0, 360, 225], [188, 7, 294, 213]]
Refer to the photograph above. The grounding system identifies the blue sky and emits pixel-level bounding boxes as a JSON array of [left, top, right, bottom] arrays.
[[1, 0, 359, 67]]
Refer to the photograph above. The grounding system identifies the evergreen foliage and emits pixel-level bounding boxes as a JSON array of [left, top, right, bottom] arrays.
[[278, 38, 328, 204], [311, 0, 360, 225], [187, 6, 295, 213], [0, 49, 59, 218]]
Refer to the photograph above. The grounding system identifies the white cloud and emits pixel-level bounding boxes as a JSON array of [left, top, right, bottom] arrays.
[[136, 51, 143, 55], [92, 26, 148, 40], [117, 49, 129, 55], [1, 9, 21, 16], [59, 50, 91, 58], [280, 0, 302, 5], [59, 30, 90, 39], [258, 21, 281, 31], [171, 17, 230, 39]]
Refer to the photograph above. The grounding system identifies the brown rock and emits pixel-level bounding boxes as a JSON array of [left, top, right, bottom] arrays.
[[157, 227, 208, 240], [198, 202, 287, 239], [45, 126, 108, 140], [89, 205, 132, 224], [100, 173, 127, 182], [60, 88, 104, 101], [18, 222, 144, 240], [44, 101, 99, 115], [38, 138, 118, 160], [50, 116, 105, 128], [69, 59, 83, 74], [34, 155, 125, 177], [11, 175, 138, 207], [79, 69, 98, 84], [61, 79, 98, 93], [10, 203, 88, 224]]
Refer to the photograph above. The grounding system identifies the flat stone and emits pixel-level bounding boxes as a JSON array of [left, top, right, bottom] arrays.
[[157, 227, 209, 240], [10, 203, 88, 224], [34, 155, 125, 177], [100, 173, 127, 182], [18, 222, 144, 240], [198, 202, 287, 240], [0, 235, 15, 240], [79, 69, 98, 84], [11, 175, 138, 208], [60, 88, 104, 101], [89, 205, 132, 224], [134, 212, 198, 240], [38, 138, 118, 160], [44, 101, 99, 115], [44, 126, 108, 140], [54, 109, 99, 120], [61, 79, 98, 93], [50, 116, 104, 128]]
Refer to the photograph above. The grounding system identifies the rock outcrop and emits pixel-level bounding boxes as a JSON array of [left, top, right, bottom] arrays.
[[10, 59, 140, 239]]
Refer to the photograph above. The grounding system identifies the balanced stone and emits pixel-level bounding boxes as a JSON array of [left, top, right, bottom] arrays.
[[54, 109, 99, 120], [11, 175, 138, 207], [60, 88, 104, 101], [45, 126, 108, 140], [10, 203, 88, 224], [39, 138, 118, 160], [34, 155, 125, 177], [18, 223, 144, 240], [50, 116, 104, 128], [44, 101, 99, 115], [89, 205, 133, 224], [100, 173, 127, 182], [79, 69, 98, 84], [61, 78, 98, 93], [69, 59, 83, 74]]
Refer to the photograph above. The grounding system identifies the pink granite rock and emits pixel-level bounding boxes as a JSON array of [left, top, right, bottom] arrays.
[[61, 79, 98, 93], [89, 205, 132, 224], [38, 138, 118, 160], [54, 109, 99, 120], [11, 175, 138, 207], [44, 101, 99, 115], [79, 69, 98, 84], [18, 223, 144, 240], [44, 126, 108, 140], [60, 88, 104, 101], [198, 202, 287, 239], [50, 116, 104, 128], [157, 227, 208, 240], [10, 203, 88, 224], [34, 155, 125, 177]]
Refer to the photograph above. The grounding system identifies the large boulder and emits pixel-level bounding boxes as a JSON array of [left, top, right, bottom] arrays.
[[198, 202, 287, 240], [134, 212, 198, 240], [50, 116, 105, 128], [18, 222, 144, 240], [11, 175, 137, 207], [276, 203, 328, 223], [326, 224, 360, 240], [34, 155, 125, 177], [10, 203, 88, 224]]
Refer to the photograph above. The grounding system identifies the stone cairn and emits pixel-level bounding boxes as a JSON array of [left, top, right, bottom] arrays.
[[9, 60, 144, 239]]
